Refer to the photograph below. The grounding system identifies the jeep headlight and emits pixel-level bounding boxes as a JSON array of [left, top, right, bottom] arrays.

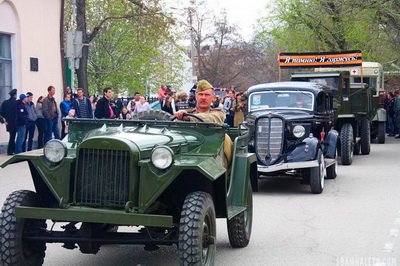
[[151, 146, 173, 169], [44, 140, 67, 163], [293, 125, 306, 138]]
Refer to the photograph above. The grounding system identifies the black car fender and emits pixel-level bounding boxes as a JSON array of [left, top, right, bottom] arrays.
[[323, 129, 339, 159], [286, 136, 319, 162]]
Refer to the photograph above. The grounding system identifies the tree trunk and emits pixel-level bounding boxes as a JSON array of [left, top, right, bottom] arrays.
[[60, 0, 67, 94], [76, 0, 89, 95]]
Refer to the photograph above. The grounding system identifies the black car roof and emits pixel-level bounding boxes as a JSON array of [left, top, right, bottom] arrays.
[[247, 81, 327, 95]]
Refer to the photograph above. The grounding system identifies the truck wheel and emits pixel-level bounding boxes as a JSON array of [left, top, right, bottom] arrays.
[[227, 183, 253, 247], [377, 122, 386, 144], [0, 190, 46, 266], [310, 149, 326, 194], [360, 119, 371, 155], [132, 110, 174, 121], [340, 123, 354, 165], [326, 148, 338, 179], [178, 192, 216, 266]]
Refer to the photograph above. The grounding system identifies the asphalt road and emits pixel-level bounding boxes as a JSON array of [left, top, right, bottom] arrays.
[[0, 138, 399, 266]]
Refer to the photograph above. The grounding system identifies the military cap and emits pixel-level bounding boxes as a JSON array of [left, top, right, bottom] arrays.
[[9, 89, 17, 96], [196, 80, 213, 93]]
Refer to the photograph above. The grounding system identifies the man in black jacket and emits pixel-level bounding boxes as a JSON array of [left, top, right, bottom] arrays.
[[0, 89, 18, 155], [15, 94, 28, 154], [95, 88, 114, 119]]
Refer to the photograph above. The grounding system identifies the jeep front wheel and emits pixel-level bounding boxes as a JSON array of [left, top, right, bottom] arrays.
[[227, 182, 252, 247], [310, 149, 326, 194], [0, 190, 47, 266], [340, 123, 354, 165], [178, 192, 216, 266]]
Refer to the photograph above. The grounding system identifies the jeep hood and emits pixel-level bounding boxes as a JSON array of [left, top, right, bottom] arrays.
[[76, 123, 220, 154]]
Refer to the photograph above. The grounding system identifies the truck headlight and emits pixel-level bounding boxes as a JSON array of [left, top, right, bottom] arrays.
[[44, 140, 67, 163], [293, 125, 306, 138], [151, 146, 173, 169]]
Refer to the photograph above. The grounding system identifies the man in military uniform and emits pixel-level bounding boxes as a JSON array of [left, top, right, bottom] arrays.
[[174, 80, 225, 123], [174, 80, 232, 168]]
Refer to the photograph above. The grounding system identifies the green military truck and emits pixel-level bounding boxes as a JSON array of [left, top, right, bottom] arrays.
[[291, 71, 386, 165], [0, 111, 257, 266]]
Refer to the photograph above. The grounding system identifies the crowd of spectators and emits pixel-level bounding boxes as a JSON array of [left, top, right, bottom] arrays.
[[385, 90, 400, 138], [0, 82, 248, 155]]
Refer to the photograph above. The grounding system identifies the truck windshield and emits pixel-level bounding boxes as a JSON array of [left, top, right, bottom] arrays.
[[249, 91, 314, 111]]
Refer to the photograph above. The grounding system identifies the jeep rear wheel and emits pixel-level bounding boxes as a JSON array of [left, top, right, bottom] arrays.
[[360, 119, 371, 155], [340, 123, 354, 165], [178, 192, 216, 266], [227, 182, 252, 247], [0, 190, 46, 266], [377, 122, 385, 144], [310, 149, 325, 194]]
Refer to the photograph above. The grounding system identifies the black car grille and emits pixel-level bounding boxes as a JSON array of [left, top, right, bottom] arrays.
[[75, 148, 130, 207], [256, 117, 284, 165]]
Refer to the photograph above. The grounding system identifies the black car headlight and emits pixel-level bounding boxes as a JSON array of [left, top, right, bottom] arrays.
[[44, 140, 67, 163], [293, 125, 306, 138], [151, 146, 173, 169]]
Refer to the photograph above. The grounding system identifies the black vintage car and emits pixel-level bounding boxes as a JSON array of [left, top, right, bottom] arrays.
[[245, 82, 339, 194]]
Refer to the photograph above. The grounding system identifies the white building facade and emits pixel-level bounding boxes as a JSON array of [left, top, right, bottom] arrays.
[[0, 0, 63, 150]]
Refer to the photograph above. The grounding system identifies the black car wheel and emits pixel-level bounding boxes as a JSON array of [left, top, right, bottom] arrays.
[[377, 122, 386, 144], [360, 119, 371, 155], [340, 123, 354, 165], [326, 148, 338, 179], [178, 192, 216, 266], [227, 182, 253, 247], [0, 190, 46, 266], [310, 149, 325, 194]]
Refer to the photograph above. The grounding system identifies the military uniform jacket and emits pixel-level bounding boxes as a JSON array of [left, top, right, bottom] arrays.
[[188, 108, 226, 124]]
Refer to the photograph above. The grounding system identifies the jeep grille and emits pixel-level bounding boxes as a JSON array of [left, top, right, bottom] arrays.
[[256, 117, 284, 165], [75, 148, 130, 207]]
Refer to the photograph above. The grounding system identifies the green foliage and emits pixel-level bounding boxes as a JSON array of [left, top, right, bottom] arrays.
[[65, 0, 188, 96], [257, 0, 398, 63]]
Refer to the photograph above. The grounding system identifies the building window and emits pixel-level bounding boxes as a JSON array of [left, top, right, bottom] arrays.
[[0, 34, 12, 104]]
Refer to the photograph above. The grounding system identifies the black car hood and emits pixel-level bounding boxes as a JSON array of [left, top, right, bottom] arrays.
[[248, 109, 314, 121]]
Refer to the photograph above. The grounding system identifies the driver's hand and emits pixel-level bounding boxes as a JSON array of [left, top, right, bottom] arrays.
[[174, 110, 188, 121]]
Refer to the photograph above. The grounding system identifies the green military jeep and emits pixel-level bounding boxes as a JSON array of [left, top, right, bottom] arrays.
[[0, 111, 257, 266]]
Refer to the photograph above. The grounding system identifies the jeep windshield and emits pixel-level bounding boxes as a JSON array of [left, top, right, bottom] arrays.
[[249, 91, 314, 112]]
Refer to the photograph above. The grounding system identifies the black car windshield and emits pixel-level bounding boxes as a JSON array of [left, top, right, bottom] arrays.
[[249, 91, 314, 112]]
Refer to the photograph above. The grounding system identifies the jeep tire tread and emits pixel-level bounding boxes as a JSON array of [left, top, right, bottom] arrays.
[[360, 119, 371, 155], [377, 122, 385, 144], [340, 123, 354, 165], [178, 192, 216, 266], [0, 190, 46, 266], [310, 149, 325, 194], [227, 183, 253, 247]]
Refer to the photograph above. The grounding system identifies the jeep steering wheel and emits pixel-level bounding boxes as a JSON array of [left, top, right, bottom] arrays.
[[183, 113, 205, 122]]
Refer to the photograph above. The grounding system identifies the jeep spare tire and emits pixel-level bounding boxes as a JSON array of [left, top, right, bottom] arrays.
[[132, 110, 174, 121]]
